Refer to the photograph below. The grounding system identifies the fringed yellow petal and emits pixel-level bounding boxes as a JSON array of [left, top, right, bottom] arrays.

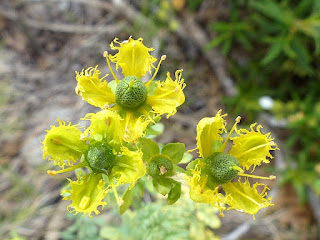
[[109, 37, 157, 78], [229, 123, 279, 171], [146, 70, 186, 118], [223, 178, 273, 218], [186, 164, 227, 215], [61, 173, 110, 217], [82, 110, 124, 143], [111, 147, 146, 188], [75, 66, 116, 108], [195, 110, 227, 158], [42, 119, 87, 167], [122, 111, 151, 143]]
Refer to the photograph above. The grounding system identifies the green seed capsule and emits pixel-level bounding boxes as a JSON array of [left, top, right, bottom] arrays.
[[207, 152, 240, 184], [86, 142, 115, 171], [115, 76, 147, 109], [149, 155, 173, 178]]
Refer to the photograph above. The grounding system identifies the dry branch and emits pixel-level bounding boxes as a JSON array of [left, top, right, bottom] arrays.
[[0, 6, 124, 33]]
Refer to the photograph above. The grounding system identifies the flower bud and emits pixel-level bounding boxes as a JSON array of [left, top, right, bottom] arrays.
[[149, 155, 173, 178]]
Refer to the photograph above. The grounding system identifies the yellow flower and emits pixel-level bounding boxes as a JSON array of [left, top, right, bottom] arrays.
[[109, 37, 157, 78], [41, 119, 87, 167], [111, 147, 146, 189], [62, 173, 110, 217], [187, 110, 279, 217], [43, 112, 146, 212], [75, 36, 186, 142]]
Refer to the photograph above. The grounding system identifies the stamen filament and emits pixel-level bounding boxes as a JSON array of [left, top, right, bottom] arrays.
[[238, 172, 276, 180], [145, 55, 166, 87], [109, 176, 124, 206], [220, 116, 241, 152], [200, 175, 208, 194], [47, 162, 85, 176], [103, 51, 119, 83], [140, 108, 155, 123]]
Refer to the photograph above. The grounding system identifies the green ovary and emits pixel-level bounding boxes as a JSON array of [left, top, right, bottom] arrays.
[[149, 155, 173, 178], [207, 152, 240, 184], [86, 142, 115, 171], [115, 76, 147, 109]]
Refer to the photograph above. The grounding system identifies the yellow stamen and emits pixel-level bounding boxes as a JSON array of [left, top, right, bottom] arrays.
[[233, 142, 275, 159], [103, 51, 119, 83], [238, 172, 276, 180], [220, 116, 241, 152], [109, 176, 124, 206], [47, 163, 85, 176], [145, 55, 166, 87], [140, 108, 155, 123], [200, 175, 208, 194]]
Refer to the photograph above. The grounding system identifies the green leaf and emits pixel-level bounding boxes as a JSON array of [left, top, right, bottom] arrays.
[[179, 152, 193, 164], [167, 183, 181, 205], [145, 122, 164, 138], [119, 185, 136, 215], [249, 0, 292, 24], [221, 38, 233, 55], [205, 33, 230, 50], [139, 138, 160, 162], [261, 41, 283, 65], [186, 159, 200, 171], [108, 80, 117, 94], [161, 143, 185, 164], [173, 165, 186, 174], [153, 178, 173, 196]]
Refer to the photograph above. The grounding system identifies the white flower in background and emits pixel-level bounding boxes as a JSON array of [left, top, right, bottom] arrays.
[[259, 96, 274, 110]]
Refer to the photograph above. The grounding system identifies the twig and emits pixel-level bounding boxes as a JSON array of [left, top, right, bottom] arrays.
[[307, 187, 320, 233], [175, 15, 238, 97], [0, 7, 124, 33]]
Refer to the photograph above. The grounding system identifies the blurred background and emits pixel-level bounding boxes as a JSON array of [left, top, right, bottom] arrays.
[[0, 0, 319, 239]]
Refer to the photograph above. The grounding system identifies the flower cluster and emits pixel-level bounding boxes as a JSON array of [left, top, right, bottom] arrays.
[[186, 110, 279, 218], [75, 37, 185, 142], [42, 36, 278, 218]]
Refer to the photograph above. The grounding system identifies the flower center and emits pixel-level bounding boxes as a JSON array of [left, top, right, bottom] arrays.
[[149, 155, 173, 178], [207, 152, 240, 184], [115, 76, 147, 110], [86, 142, 115, 171]]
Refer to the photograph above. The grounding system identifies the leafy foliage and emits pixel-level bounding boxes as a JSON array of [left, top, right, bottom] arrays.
[[100, 187, 220, 240], [61, 213, 106, 240]]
